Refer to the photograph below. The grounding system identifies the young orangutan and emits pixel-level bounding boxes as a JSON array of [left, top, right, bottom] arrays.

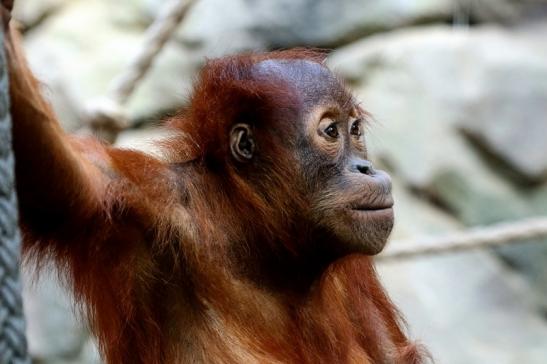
[[3, 4, 426, 363]]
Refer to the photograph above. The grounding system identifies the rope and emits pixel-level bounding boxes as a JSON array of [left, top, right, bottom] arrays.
[[84, 0, 195, 142], [378, 216, 547, 261], [0, 26, 30, 364]]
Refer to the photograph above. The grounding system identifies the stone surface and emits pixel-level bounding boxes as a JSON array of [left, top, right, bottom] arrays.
[[21, 0, 258, 131], [13, 0, 156, 29], [460, 80, 547, 182], [453, 0, 547, 24], [385, 175, 465, 241], [329, 25, 547, 222], [179, 0, 454, 48], [330, 25, 547, 306], [508, 0, 547, 21], [330, 27, 547, 220], [22, 266, 91, 362], [12, 0, 70, 28], [179, 0, 547, 48], [379, 178, 547, 364], [21, 0, 205, 130], [378, 252, 547, 364], [22, 0, 146, 131]]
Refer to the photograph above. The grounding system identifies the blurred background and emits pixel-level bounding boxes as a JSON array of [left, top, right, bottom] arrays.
[[12, 0, 547, 363]]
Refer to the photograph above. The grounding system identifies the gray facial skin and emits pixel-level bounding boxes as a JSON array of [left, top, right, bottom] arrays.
[[252, 59, 394, 256]]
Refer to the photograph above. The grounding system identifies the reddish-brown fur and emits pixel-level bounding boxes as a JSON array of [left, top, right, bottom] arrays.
[[4, 16, 427, 364]]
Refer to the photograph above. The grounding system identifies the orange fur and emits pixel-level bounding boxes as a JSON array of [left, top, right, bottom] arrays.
[[5, 21, 427, 364]]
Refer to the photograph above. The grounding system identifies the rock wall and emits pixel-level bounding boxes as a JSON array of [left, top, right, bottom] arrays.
[[12, 0, 547, 363]]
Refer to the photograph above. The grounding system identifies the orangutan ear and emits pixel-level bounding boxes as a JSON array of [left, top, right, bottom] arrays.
[[230, 123, 255, 162]]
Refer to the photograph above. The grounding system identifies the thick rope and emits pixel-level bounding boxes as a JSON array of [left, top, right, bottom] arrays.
[[379, 216, 547, 261], [0, 24, 30, 364], [84, 0, 195, 142]]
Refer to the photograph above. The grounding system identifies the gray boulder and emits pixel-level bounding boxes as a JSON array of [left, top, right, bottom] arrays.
[[12, 0, 70, 28], [460, 74, 547, 183], [378, 252, 547, 364], [379, 180, 547, 364], [22, 266, 94, 363], [178, 0, 454, 48], [178, 0, 547, 48]]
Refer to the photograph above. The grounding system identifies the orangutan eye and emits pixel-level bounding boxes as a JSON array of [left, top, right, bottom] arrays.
[[324, 124, 339, 138], [350, 120, 362, 136]]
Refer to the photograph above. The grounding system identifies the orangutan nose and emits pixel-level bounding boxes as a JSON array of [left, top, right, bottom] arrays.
[[351, 158, 375, 176]]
